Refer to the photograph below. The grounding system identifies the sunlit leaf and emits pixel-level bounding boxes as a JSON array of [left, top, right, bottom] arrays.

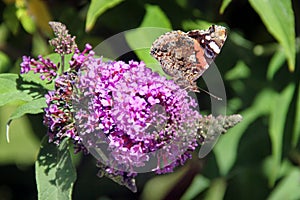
[[36, 137, 76, 200], [269, 84, 295, 185], [8, 97, 46, 121], [27, 0, 52, 35], [0, 74, 33, 106], [214, 90, 274, 175], [203, 178, 226, 200], [86, 0, 124, 32], [125, 4, 171, 75], [32, 32, 50, 56], [292, 81, 300, 147], [249, 0, 295, 71], [181, 175, 210, 200], [0, 106, 40, 165], [219, 0, 232, 14], [141, 166, 188, 200], [268, 168, 300, 200], [182, 20, 220, 32], [21, 71, 55, 91], [267, 49, 286, 80], [16, 6, 36, 34]]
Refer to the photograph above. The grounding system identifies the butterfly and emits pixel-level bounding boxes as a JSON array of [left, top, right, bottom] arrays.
[[150, 25, 227, 92]]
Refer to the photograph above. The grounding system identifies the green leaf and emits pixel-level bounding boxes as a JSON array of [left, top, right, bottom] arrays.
[[249, 0, 295, 71], [125, 4, 172, 75], [181, 20, 218, 32], [268, 168, 300, 200], [86, 0, 124, 32], [16, 7, 36, 34], [0, 73, 19, 92], [267, 48, 286, 80], [225, 60, 251, 80], [0, 106, 40, 165], [214, 90, 274, 175], [32, 32, 50, 56], [8, 98, 46, 121], [139, 4, 172, 28], [141, 166, 189, 200], [203, 178, 226, 200], [292, 81, 300, 147], [0, 51, 11, 73], [36, 137, 76, 200], [268, 84, 295, 185], [219, 0, 232, 14], [21, 71, 55, 91], [181, 175, 210, 200], [0, 91, 33, 107], [0, 74, 33, 106]]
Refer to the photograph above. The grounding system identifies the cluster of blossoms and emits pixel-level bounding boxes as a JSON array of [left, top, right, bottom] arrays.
[[20, 22, 242, 192], [20, 23, 202, 192], [20, 55, 58, 81], [21, 43, 94, 152], [73, 57, 201, 190]]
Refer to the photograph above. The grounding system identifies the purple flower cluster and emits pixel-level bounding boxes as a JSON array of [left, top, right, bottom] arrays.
[[73, 56, 201, 177], [43, 72, 78, 145], [20, 55, 58, 81], [20, 38, 202, 192], [20, 44, 94, 153]]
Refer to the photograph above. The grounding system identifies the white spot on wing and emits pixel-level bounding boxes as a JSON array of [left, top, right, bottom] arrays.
[[209, 41, 220, 54]]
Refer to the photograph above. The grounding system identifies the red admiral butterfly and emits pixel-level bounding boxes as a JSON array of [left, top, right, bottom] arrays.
[[150, 25, 227, 92]]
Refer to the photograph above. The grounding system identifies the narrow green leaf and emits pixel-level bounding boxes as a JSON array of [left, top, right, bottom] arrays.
[[269, 84, 295, 185], [249, 0, 295, 71], [36, 137, 76, 200], [86, 0, 124, 32], [214, 90, 274, 175], [16, 7, 36, 34], [141, 166, 188, 200], [203, 178, 226, 200], [181, 175, 210, 200], [8, 98, 46, 121], [267, 168, 300, 200], [267, 49, 286, 80], [292, 81, 300, 147], [125, 4, 172, 75], [219, 0, 232, 14]]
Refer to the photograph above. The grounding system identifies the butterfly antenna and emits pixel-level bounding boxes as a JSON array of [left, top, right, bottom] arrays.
[[197, 87, 223, 101]]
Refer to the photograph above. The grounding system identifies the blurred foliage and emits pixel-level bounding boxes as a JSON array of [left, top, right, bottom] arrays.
[[0, 0, 299, 199]]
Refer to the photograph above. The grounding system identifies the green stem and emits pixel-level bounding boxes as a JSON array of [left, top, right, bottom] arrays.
[[61, 55, 65, 73]]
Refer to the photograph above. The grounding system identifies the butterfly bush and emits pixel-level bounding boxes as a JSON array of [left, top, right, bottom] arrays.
[[20, 22, 242, 192]]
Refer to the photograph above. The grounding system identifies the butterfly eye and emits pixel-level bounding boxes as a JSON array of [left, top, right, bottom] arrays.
[[204, 48, 215, 59]]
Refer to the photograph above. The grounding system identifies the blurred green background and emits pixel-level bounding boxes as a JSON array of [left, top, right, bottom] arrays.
[[0, 0, 299, 199]]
